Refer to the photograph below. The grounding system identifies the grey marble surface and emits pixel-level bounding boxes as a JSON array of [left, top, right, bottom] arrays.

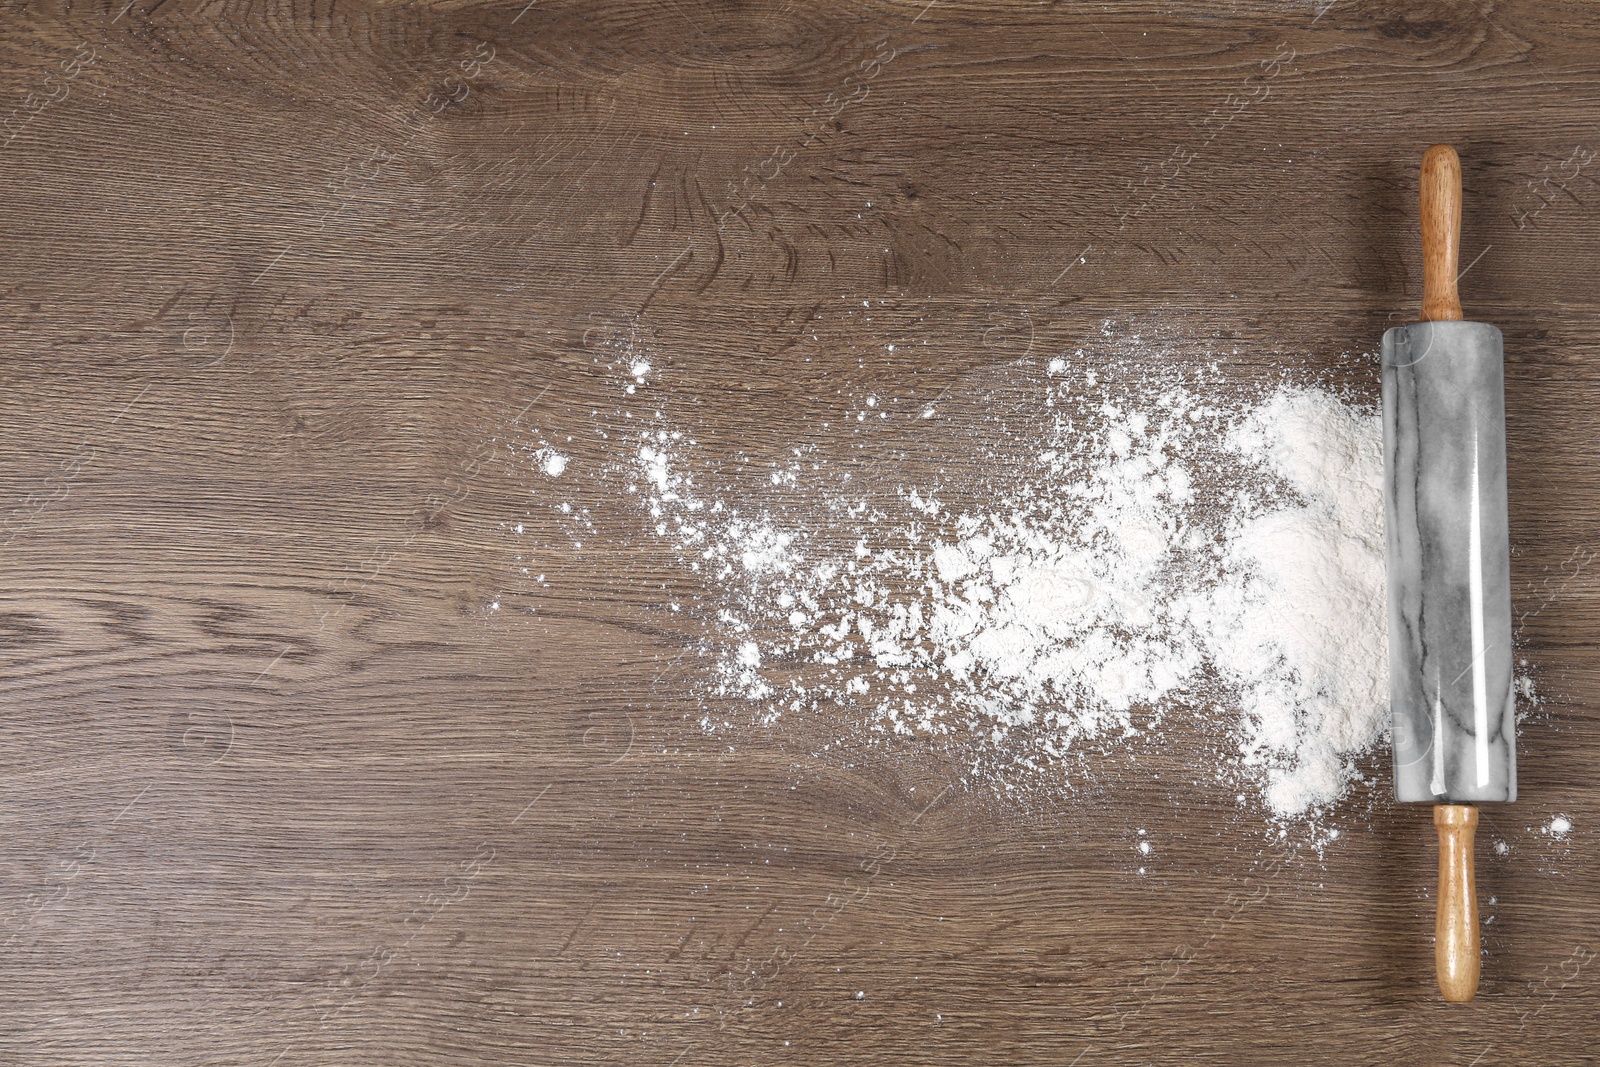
[[1382, 320, 1516, 803]]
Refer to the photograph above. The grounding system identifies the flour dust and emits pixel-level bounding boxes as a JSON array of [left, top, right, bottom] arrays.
[[602, 346, 1408, 833]]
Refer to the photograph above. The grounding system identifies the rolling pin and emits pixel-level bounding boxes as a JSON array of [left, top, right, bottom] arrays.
[[1381, 144, 1516, 1002]]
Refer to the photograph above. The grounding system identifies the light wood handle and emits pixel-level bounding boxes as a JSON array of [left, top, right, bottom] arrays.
[[1435, 804, 1480, 1002], [1420, 144, 1464, 322]]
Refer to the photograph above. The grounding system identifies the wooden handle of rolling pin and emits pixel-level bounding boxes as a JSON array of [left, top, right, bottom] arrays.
[[1420, 144, 1464, 322], [1435, 804, 1480, 1001]]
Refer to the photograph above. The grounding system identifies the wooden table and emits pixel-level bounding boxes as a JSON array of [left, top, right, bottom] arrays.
[[2, 1, 1597, 1063]]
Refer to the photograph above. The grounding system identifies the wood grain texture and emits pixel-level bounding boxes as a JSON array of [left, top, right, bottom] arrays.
[[2, 0, 1599, 1064], [1436, 804, 1481, 1002], [1421, 143, 1465, 322]]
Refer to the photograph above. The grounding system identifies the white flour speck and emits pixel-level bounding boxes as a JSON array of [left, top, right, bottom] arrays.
[[539, 449, 569, 477]]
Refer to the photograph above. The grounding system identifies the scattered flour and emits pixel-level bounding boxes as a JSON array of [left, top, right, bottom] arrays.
[[1182, 388, 1388, 817], [624, 362, 1391, 825], [1546, 815, 1573, 839], [539, 449, 569, 477]]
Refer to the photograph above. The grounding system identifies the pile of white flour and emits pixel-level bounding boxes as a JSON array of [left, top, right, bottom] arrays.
[[623, 362, 1390, 823]]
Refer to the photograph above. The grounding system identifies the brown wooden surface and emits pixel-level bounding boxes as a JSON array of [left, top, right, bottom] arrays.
[[1420, 142, 1464, 322], [3, 1, 1599, 1064], [1435, 804, 1481, 1003]]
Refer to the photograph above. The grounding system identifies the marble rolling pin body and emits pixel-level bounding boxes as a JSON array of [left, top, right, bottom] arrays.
[[1381, 144, 1515, 1003], [1383, 328, 1516, 797]]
